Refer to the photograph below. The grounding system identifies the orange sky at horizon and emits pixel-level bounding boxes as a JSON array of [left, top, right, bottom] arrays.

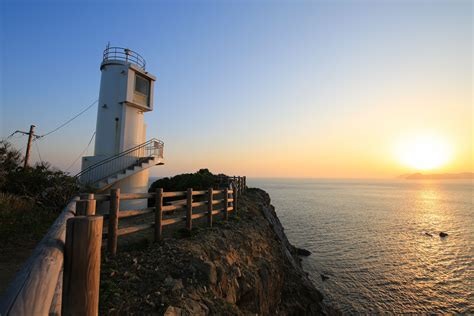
[[152, 83, 473, 179]]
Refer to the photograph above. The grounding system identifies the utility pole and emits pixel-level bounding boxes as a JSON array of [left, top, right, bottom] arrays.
[[23, 125, 36, 168], [8, 125, 38, 168]]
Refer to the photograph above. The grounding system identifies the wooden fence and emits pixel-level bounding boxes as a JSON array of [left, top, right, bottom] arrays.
[[92, 175, 245, 255], [0, 176, 246, 316]]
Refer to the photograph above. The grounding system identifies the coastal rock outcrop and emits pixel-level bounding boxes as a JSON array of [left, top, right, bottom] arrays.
[[100, 188, 323, 315]]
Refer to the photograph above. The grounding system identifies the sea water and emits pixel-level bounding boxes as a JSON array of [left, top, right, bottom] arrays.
[[248, 178, 473, 313]]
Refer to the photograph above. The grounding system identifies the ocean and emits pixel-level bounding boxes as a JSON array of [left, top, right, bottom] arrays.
[[248, 178, 473, 314]]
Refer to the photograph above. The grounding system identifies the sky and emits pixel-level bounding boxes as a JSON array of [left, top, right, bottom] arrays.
[[1, 0, 472, 178]]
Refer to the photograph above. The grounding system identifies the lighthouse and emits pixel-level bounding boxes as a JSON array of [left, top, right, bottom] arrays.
[[79, 45, 164, 208]]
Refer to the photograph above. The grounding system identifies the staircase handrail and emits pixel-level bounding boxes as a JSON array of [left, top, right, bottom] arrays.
[[75, 138, 164, 183]]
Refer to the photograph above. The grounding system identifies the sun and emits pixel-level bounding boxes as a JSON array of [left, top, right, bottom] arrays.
[[396, 135, 452, 171]]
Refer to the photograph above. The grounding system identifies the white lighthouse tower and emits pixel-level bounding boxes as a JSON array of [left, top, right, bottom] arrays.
[[79, 45, 164, 208]]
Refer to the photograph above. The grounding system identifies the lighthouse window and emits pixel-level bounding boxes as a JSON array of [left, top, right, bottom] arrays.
[[134, 74, 149, 96]]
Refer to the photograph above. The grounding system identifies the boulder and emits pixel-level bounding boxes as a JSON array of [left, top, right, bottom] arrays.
[[296, 247, 312, 256], [164, 306, 183, 316]]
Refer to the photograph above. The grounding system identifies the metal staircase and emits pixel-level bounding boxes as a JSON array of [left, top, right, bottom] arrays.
[[76, 138, 164, 190]]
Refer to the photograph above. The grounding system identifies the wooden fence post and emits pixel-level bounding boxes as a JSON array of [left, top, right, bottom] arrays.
[[78, 193, 96, 216], [232, 183, 238, 214], [155, 188, 163, 242], [76, 200, 87, 216], [207, 188, 213, 227], [108, 188, 120, 256], [86, 194, 96, 216], [186, 188, 193, 231], [62, 216, 103, 316], [224, 188, 229, 221]]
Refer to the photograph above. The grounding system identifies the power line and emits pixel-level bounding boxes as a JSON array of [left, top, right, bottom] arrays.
[[5, 131, 20, 140], [4, 132, 24, 141], [36, 99, 98, 139], [5, 130, 29, 141], [34, 140, 44, 165], [65, 131, 96, 172]]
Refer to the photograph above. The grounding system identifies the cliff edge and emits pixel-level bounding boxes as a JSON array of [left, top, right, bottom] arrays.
[[100, 188, 323, 315]]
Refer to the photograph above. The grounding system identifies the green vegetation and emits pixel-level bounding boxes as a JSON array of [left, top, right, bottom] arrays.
[[148, 168, 225, 192], [148, 169, 228, 206], [0, 140, 79, 243], [0, 192, 56, 242]]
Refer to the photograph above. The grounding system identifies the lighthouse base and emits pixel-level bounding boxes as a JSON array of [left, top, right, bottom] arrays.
[[114, 169, 150, 210]]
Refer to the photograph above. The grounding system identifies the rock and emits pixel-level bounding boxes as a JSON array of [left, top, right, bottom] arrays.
[[225, 284, 237, 303], [439, 232, 448, 238], [164, 276, 180, 289], [172, 279, 184, 292], [191, 259, 217, 285], [164, 306, 183, 316], [296, 247, 312, 256], [233, 266, 242, 278], [183, 298, 209, 316], [320, 274, 329, 281]]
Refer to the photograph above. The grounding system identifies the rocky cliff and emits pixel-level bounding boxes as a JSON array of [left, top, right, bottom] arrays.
[[100, 188, 323, 315]]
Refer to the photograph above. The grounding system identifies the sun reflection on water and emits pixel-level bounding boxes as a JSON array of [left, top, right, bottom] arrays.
[[252, 179, 473, 313]]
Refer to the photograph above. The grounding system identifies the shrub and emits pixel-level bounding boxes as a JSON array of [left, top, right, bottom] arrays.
[[0, 140, 79, 243], [148, 169, 229, 206], [149, 168, 224, 192], [0, 192, 56, 242], [0, 140, 79, 209]]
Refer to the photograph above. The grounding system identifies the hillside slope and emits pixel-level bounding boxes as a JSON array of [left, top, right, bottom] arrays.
[[100, 188, 323, 315]]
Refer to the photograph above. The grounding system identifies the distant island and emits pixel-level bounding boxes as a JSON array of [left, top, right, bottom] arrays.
[[400, 172, 474, 180]]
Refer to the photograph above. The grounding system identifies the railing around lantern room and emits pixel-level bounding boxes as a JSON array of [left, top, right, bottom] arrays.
[[76, 138, 164, 186], [102, 46, 147, 69]]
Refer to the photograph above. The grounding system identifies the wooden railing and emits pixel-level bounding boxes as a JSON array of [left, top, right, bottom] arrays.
[[0, 198, 79, 315], [0, 175, 247, 315]]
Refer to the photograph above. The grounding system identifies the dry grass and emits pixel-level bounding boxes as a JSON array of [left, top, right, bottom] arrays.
[[0, 192, 56, 244], [0, 192, 59, 294]]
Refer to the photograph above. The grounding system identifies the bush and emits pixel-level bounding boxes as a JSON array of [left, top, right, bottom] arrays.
[[0, 192, 56, 242], [0, 140, 79, 243], [0, 140, 78, 209], [149, 168, 224, 192], [148, 169, 229, 206], [0, 141, 22, 189]]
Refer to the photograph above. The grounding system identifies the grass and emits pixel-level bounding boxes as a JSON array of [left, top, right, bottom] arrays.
[[0, 192, 57, 244]]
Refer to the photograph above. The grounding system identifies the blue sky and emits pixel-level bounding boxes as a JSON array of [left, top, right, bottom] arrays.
[[1, 0, 472, 178]]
